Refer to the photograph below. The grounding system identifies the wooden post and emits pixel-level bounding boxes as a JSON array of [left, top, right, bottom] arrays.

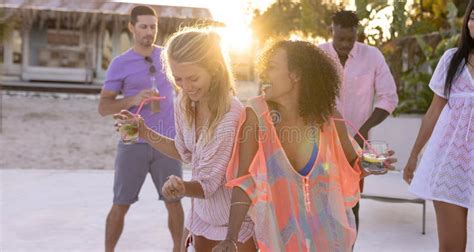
[[111, 15, 121, 60], [21, 27, 29, 80]]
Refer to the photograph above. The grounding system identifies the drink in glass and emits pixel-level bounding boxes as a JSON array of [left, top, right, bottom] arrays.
[[119, 120, 139, 144], [361, 140, 388, 174]]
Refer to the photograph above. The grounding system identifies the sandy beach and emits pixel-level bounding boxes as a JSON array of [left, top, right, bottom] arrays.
[[1, 84, 473, 252], [0, 82, 258, 170]]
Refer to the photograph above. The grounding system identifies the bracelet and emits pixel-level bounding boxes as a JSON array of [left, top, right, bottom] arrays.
[[225, 238, 238, 251], [230, 201, 250, 207]]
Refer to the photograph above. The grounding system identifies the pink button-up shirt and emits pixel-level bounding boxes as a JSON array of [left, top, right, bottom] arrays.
[[319, 42, 398, 135]]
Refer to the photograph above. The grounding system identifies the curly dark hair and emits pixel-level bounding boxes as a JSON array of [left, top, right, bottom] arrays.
[[332, 10, 359, 28], [257, 40, 341, 126]]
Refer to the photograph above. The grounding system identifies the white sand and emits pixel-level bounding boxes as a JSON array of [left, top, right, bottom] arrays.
[[0, 81, 259, 170], [1, 92, 116, 169], [2, 85, 474, 251]]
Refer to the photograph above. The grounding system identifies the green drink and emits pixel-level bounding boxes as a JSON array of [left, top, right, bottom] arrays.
[[119, 122, 139, 144]]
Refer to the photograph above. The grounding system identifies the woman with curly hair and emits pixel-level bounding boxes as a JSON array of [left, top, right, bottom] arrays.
[[212, 41, 396, 251]]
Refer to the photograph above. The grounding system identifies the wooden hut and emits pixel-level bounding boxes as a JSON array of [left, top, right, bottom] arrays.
[[0, 0, 216, 84]]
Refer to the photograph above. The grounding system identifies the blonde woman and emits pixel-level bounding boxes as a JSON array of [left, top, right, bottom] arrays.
[[114, 28, 256, 251]]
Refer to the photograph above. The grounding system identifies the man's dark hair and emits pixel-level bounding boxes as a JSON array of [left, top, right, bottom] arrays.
[[129, 5, 157, 25], [332, 10, 359, 28]]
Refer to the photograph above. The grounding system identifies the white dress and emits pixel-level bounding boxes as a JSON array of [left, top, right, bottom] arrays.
[[409, 48, 474, 209]]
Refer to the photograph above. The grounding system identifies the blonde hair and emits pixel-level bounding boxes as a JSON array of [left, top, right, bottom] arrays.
[[161, 27, 236, 140]]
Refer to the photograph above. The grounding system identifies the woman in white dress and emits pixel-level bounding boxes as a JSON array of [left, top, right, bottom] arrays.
[[403, 3, 474, 251]]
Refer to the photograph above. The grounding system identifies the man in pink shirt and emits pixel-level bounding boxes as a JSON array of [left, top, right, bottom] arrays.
[[319, 10, 398, 232]]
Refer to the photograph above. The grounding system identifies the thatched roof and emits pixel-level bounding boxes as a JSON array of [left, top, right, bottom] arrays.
[[0, 0, 220, 44], [0, 0, 213, 19]]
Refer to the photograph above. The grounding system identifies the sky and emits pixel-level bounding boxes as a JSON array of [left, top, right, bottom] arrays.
[[114, 0, 395, 52], [112, 0, 274, 21], [114, 0, 275, 53]]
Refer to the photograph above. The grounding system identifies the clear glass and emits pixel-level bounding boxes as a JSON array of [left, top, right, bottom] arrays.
[[361, 140, 388, 174], [119, 119, 139, 144]]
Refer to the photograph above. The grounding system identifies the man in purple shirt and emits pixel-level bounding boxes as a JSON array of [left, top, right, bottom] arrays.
[[98, 6, 183, 252]]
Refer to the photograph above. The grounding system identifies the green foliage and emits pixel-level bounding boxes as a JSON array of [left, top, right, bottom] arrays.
[[355, 0, 389, 45], [390, 1, 409, 38], [392, 1, 461, 114], [251, 0, 468, 114], [251, 0, 340, 42], [394, 33, 460, 114]]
